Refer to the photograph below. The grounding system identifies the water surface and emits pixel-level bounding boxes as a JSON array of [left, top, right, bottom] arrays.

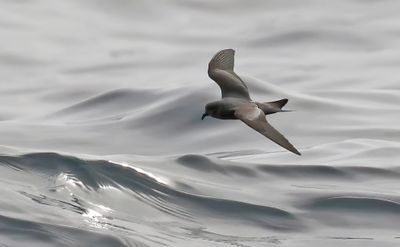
[[1, 0, 400, 246]]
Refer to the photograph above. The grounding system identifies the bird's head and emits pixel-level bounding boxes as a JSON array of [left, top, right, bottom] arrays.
[[201, 102, 218, 120]]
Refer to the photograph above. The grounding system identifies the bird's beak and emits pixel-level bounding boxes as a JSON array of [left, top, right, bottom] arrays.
[[201, 113, 208, 120]]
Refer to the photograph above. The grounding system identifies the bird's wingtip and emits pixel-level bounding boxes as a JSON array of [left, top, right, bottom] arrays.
[[294, 150, 301, 156], [216, 48, 235, 56]]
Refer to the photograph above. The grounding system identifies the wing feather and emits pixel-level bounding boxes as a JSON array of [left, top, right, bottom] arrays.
[[234, 105, 301, 155], [208, 49, 251, 100]]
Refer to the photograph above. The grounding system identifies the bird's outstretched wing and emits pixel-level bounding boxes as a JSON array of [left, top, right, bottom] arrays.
[[234, 105, 301, 155], [208, 49, 251, 100]]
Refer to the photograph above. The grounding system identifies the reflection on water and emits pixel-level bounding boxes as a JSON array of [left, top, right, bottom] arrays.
[[109, 160, 169, 185]]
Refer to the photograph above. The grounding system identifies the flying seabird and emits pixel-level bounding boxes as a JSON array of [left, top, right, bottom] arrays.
[[202, 49, 301, 155]]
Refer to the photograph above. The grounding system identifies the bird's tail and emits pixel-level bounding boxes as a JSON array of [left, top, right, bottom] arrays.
[[264, 98, 288, 109]]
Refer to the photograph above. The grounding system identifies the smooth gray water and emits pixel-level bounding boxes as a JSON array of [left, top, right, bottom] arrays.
[[1, 0, 400, 246]]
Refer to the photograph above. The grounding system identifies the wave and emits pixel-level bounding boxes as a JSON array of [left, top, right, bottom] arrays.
[[176, 154, 257, 177], [302, 196, 400, 229], [3, 150, 398, 238], [178, 152, 400, 180], [0, 152, 302, 232], [47, 88, 166, 121], [307, 196, 400, 214], [0, 214, 131, 247]]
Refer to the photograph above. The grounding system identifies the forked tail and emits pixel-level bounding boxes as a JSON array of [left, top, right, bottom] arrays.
[[256, 98, 292, 115], [265, 98, 288, 109]]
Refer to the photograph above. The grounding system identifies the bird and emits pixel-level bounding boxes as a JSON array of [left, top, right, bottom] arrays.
[[201, 49, 301, 155]]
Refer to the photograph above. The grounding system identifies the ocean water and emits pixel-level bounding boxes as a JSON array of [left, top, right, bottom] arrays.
[[1, 0, 400, 246]]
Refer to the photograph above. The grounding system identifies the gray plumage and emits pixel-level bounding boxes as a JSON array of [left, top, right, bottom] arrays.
[[202, 49, 301, 156]]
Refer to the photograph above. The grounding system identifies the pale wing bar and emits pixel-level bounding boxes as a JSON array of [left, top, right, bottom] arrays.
[[234, 106, 301, 155]]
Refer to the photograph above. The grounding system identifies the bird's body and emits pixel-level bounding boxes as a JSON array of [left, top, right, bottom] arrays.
[[205, 98, 247, 119], [202, 49, 301, 155]]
